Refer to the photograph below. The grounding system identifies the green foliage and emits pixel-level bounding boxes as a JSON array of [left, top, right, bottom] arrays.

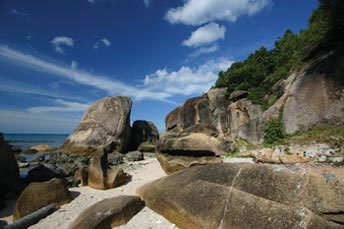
[[263, 109, 286, 145], [285, 124, 344, 145], [215, 0, 342, 108]]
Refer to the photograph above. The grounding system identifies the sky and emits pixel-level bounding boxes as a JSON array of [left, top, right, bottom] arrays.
[[0, 0, 319, 134]]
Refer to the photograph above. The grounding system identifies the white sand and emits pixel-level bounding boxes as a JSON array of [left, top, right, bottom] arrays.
[[1, 157, 177, 229]]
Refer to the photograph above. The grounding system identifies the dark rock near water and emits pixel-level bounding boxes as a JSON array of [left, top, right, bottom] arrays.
[[137, 163, 344, 228], [10, 145, 22, 154], [60, 96, 132, 155], [13, 178, 72, 221], [26, 164, 65, 183], [68, 196, 144, 229], [0, 133, 19, 198], [22, 148, 38, 154]]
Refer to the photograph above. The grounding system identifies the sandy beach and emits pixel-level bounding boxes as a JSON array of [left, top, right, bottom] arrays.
[[0, 157, 177, 229]]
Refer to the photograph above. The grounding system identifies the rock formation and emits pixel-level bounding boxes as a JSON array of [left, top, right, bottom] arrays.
[[68, 196, 144, 229], [137, 163, 344, 228], [86, 145, 129, 190], [30, 144, 57, 152], [130, 120, 159, 152], [13, 178, 72, 221], [0, 132, 19, 198], [60, 96, 132, 155]]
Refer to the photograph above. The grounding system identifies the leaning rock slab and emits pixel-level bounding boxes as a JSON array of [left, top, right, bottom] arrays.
[[137, 163, 344, 228], [88, 148, 129, 190], [13, 178, 72, 221], [60, 96, 132, 155], [68, 196, 144, 229], [156, 152, 222, 175], [157, 133, 226, 156]]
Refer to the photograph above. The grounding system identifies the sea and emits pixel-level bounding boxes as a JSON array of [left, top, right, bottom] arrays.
[[3, 133, 69, 176]]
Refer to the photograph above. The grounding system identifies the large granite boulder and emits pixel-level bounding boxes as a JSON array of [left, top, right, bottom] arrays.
[[68, 196, 144, 229], [137, 163, 344, 228], [165, 95, 214, 133], [13, 178, 72, 221], [0, 133, 19, 198], [157, 133, 226, 156], [155, 133, 225, 174], [130, 120, 159, 151], [60, 96, 132, 155], [156, 152, 222, 175], [88, 147, 129, 190], [282, 61, 344, 134]]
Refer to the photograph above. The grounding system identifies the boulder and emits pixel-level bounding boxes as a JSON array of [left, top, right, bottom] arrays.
[[282, 63, 344, 134], [26, 164, 65, 183], [165, 95, 214, 132], [229, 90, 248, 102], [126, 151, 144, 161], [74, 167, 88, 186], [88, 148, 129, 190], [207, 88, 229, 111], [156, 152, 222, 175], [30, 144, 57, 152], [157, 133, 226, 156], [22, 148, 38, 154], [13, 178, 72, 221], [130, 120, 159, 150], [0, 133, 19, 198], [60, 96, 132, 155], [137, 142, 156, 153], [68, 196, 144, 229], [137, 163, 344, 229]]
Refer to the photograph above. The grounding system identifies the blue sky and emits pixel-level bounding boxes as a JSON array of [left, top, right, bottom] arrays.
[[0, 0, 318, 134]]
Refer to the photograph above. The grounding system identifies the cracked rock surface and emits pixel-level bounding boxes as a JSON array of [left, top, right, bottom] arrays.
[[137, 163, 344, 229]]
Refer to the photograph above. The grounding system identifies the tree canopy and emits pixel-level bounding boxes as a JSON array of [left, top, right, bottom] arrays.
[[215, 0, 343, 109]]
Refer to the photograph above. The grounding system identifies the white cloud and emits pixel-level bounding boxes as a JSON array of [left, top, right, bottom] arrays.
[[189, 44, 219, 58], [101, 38, 111, 46], [143, 0, 151, 7], [182, 23, 225, 48], [0, 45, 174, 103], [165, 0, 272, 25], [28, 99, 89, 113], [10, 9, 28, 16], [94, 38, 111, 49], [0, 45, 233, 105], [10, 9, 31, 22], [51, 36, 74, 54], [88, 0, 95, 3], [143, 58, 233, 96], [0, 77, 82, 101], [71, 60, 78, 69]]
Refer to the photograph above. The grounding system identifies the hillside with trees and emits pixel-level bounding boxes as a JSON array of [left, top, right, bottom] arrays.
[[215, 0, 344, 110]]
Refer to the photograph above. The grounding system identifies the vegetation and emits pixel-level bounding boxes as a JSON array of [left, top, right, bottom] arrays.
[[263, 108, 286, 146], [284, 124, 344, 145], [215, 0, 344, 108]]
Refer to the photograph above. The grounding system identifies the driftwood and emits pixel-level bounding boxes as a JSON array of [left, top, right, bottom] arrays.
[[3, 203, 58, 229]]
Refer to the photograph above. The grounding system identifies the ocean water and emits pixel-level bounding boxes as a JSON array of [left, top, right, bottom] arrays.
[[3, 133, 68, 150], [3, 134, 69, 177]]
